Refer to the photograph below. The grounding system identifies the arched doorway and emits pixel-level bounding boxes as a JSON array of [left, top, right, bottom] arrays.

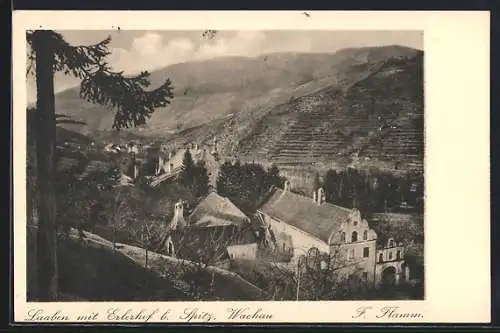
[[381, 266, 397, 286]]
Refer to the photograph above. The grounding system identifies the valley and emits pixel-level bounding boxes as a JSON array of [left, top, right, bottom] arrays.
[[52, 45, 424, 190]]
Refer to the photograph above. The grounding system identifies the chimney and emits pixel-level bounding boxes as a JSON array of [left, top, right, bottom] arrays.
[[133, 163, 139, 179], [157, 155, 164, 175], [170, 200, 186, 230], [283, 180, 291, 192]]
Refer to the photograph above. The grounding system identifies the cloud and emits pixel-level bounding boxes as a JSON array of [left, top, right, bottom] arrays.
[[27, 31, 313, 102], [108, 31, 273, 74], [108, 33, 196, 74], [26, 30, 422, 103]]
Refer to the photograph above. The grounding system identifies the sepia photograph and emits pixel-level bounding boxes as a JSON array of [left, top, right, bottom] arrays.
[[26, 28, 424, 302], [13, 10, 490, 324]]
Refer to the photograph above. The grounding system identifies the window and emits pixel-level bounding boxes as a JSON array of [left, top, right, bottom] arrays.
[[388, 239, 394, 247], [282, 243, 286, 252], [363, 247, 369, 258], [389, 251, 393, 260], [351, 231, 358, 242], [379, 253, 383, 263], [363, 230, 368, 240], [340, 232, 346, 242], [396, 250, 401, 260], [348, 249, 355, 260]]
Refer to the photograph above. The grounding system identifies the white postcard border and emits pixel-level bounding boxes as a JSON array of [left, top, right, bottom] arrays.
[[12, 10, 491, 323]]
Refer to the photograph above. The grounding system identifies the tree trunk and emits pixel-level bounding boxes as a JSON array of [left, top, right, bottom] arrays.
[[33, 31, 58, 301]]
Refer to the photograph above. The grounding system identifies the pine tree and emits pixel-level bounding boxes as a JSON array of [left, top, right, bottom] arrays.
[[216, 161, 240, 200], [323, 169, 338, 203], [266, 164, 283, 189], [179, 148, 195, 188], [193, 161, 210, 198], [27, 30, 174, 300]]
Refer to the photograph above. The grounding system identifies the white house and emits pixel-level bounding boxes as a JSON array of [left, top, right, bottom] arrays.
[[256, 180, 410, 288]]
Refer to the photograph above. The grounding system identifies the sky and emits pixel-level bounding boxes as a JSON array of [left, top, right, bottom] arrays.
[[26, 30, 423, 103]]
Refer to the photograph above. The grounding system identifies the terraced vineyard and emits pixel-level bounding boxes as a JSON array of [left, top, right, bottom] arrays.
[[53, 46, 423, 188], [234, 52, 423, 177]]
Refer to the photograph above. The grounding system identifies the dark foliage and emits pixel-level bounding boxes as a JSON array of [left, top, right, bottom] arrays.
[[27, 29, 175, 300], [27, 30, 174, 130], [321, 168, 424, 215], [216, 161, 285, 214], [178, 149, 210, 198]]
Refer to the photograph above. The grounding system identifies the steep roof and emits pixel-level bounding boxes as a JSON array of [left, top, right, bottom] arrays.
[[188, 192, 250, 228], [258, 187, 352, 243]]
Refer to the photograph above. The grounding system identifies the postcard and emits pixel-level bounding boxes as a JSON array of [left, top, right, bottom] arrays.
[[12, 10, 490, 324]]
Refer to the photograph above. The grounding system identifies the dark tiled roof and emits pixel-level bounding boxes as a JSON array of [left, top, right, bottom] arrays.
[[188, 192, 250, 228], [258, 188, 352, 243]]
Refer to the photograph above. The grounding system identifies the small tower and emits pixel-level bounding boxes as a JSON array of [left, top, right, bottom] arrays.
[[317, 187, 326, 205], [133, 162, 139, 179], [375, 237, 409, 287], [170, 200, 186, 230], [156, 154, 165, 176], [283, 179, 291, 192]]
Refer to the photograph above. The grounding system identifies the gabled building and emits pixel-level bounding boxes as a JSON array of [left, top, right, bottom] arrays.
[[165, 192, 259, 263], [188, 191, 250, 229], [256, 179, 411, 288], [155, 145, 208, 176], [256, 180, 354, 262], [187, 192, 259, 261], [152, 143, 219, 188]]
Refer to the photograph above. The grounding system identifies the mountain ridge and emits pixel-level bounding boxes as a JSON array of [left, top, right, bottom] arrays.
[[51, 45, 424, 179]]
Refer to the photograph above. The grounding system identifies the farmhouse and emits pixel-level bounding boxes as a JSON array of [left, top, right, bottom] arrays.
[[152, 142, 220, 188], [256, 180, 410, 288], [187, 192, 259, 260], [155, 143, 212, 176], [165, 192, 259, 262]]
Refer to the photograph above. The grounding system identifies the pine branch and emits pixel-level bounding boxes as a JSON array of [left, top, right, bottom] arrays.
[[27, 30, 174, 130], [27, 30, 112, 78]]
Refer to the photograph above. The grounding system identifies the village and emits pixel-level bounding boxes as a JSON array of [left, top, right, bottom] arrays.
[[54, 134, 423, 300], [25, 29, 425, 302]]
